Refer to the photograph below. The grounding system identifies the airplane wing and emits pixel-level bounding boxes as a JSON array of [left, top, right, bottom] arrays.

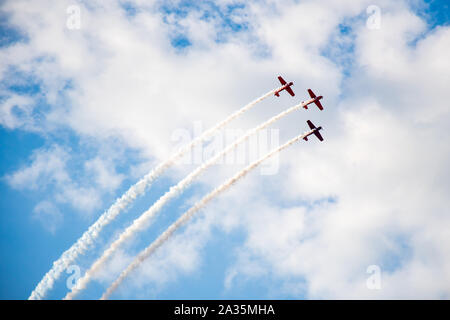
[[285, 86, 295, 96], [314, 130, 324, 141], [278, 76, 287, 85], [308, 89, 316, 98], [314, 100, 324, 110], [307, 120, 316, 130]]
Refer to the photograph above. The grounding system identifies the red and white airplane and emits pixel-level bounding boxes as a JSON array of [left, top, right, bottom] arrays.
[[302, 89, 324, 110], [274, 76, 295, 97], [303, 120, 324, 142]]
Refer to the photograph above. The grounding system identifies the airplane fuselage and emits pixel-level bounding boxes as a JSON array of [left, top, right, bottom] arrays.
[[303, 127, 323, 141], [275, 82, 294, 96], [302, 96, 323, 109]]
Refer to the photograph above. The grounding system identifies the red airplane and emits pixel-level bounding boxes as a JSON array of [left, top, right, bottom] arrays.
[[274, 76, 295, 97], [302, 89, 324, 110], [303, 120, 324, 142]]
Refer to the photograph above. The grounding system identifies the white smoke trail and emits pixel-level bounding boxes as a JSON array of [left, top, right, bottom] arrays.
[[64, 98, 313, 300], [29, 87, 282, 300], [101, 129, 314, 299]]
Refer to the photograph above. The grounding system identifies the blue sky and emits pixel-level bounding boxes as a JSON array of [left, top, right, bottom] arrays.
[[1, 0, 450, 300]]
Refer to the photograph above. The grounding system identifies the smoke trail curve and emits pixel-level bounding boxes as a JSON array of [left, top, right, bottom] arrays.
[[29, 87, 282, 300], [101, 129, 314, 299], [64, 99, 312, 299]]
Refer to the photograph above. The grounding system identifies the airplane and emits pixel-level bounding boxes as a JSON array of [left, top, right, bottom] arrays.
[[302, 89, 324, 110], [274, 76, 295, 97], [303, 120, 324, 142]]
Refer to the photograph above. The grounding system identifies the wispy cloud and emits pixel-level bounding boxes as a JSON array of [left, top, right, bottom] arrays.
[[32, 200, 63, 234]]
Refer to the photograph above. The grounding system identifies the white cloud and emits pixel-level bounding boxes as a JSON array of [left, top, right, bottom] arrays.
[[0, 94, 35, 129], [6, 146, 70, 190], [212, 2, 450, 297], [32, 200, 63, 234], [5, 145, 125, 221], [84, 157, 125, 192], [55, 184, 102, 214]]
